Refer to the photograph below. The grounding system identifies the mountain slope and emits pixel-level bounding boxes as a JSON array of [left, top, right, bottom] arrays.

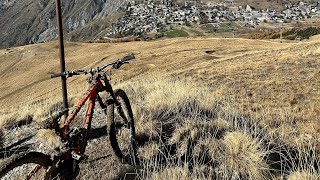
[[0, 37, 319, 179], [0, 0, 318, 48], [0, 0, 126, 48]]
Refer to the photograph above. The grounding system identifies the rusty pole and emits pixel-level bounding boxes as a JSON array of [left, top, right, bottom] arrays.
[[55, 0, 69, 118]]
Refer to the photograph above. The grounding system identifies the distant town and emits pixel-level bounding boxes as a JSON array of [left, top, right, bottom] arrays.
[[104, 0, 320, 38]]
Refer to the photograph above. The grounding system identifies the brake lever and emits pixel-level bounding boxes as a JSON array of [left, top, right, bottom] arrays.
[[112, 61, 121, 69], [66, 72, 73, 78]]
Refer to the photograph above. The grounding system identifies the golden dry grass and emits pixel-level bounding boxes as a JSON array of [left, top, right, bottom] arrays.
[[0, 37, 319, 179], [150, 166, 191, 180], [36, 129, 62, 154], [288, 170, 320, 180], [116, 76, 318, 179], [217, 132, 269, 179]]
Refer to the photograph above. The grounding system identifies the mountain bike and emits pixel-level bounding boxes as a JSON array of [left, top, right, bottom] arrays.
[[0, 54, 139, 179]]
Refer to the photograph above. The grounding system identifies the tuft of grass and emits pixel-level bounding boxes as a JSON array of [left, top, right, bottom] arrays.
[[170, 118, 231, 145], [150, 166, 190, 180], [288, 170, 320, 180], [36, 129, 62, 154], [0, 111, 33, 129], [120, 77, 214, 114], [138, 142, 160, 161], [216, 131, 270, 179]]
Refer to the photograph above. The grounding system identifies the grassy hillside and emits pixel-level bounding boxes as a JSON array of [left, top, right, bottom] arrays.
[[0, 37, 319, 179]]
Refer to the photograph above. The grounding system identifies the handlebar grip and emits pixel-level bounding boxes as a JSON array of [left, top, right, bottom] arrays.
[[121, 54, 135, 62], [73, 70, 86, 75], [51, 73, 64, 78]]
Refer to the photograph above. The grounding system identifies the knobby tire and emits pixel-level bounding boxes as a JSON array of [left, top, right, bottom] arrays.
[[0, 152, 52, 179], [106, 89, 138, 165]]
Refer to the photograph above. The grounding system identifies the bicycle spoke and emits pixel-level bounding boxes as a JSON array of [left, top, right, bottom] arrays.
[[2, 163, 47, 180]]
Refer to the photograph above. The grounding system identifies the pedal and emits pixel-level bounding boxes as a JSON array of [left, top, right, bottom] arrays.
[[71, 151, 81, 160], [71, 151, 88, 161], [114, 121, 125, 128]]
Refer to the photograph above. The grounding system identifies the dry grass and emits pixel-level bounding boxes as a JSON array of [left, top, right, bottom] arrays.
[[216, 132, 269, 179], [116, 76, 317, 179], [0, 37, 319, 179], [288, 170, 320, 180], [36, 129, 62, 154], [150, 166, 191, 180], [84, 37, 142, 43]]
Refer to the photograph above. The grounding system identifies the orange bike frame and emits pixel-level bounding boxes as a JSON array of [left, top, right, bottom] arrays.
[[28, 78, 111, 178], [60, 79, 106, 138]]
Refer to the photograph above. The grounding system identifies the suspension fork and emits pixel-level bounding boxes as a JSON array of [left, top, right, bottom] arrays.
[[103, 77, 118, 105], [103, 76, 128, 123]]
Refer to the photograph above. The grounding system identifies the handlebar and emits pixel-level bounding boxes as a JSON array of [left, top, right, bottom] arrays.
[[51, 73, 64, 78], [122, 54, 135, 62], [51, 54, 135, 79]]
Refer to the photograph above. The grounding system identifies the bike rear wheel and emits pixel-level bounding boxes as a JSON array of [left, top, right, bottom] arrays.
[[0, 152, 52, 180], [106, 89, 138, 165]]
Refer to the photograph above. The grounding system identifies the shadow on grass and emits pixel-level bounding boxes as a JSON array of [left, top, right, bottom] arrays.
[[0, 135, 34, 159], [88, 126, 107, 140], [84, 154, 112, 164]]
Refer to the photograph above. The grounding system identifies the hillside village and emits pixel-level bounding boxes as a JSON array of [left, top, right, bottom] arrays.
[[104, 0, 320, 38]]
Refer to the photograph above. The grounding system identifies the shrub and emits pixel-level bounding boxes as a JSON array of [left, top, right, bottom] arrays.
[[297, 27, 320, 39], [163, 29, 189, 38]]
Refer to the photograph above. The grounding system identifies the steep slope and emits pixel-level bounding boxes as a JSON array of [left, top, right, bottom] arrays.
[[0, 37, 319, 179], [0, 0, 126, 48]]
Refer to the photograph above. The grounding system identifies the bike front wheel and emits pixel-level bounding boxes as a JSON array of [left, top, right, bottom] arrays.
[[106, 89, 138, 165], [0, 152, 52, 180]]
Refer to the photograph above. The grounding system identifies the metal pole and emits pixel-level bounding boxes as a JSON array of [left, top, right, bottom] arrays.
[[55, 0, 69, 118]]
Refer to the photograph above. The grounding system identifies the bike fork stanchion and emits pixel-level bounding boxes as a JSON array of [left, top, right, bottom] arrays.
[[55, 0, 69, 119]]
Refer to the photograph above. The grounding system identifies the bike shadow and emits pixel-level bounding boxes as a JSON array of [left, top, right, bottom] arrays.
[[0, 125, 107, 160], [88, 126, 107, 140], [0, 135, 34, 159]]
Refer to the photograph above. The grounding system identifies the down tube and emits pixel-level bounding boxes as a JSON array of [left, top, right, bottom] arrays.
[[84, 87, 97, 130], [62, 85, 97, 132], [80, 86, 97, 154]]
